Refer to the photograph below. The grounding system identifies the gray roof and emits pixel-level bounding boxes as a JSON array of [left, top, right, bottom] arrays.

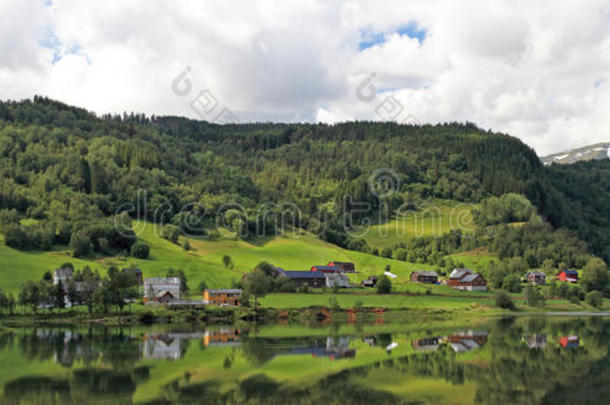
[[145, 277, 180, 285], [283, 271, 326, 279], [461, 274, 482, 283], [527, 271, 546, 276], [205, 289, 243, 294], [449, 268, 474, 279], [413, 271, 438, 277]]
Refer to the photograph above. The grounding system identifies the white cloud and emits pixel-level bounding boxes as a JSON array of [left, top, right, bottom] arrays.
[[0, 0, 609, 154]]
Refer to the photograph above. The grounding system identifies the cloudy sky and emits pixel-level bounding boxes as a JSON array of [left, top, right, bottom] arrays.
[[1, 0, 609, 155]]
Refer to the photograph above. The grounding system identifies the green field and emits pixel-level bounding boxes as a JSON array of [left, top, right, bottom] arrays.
[[0, 221, 437, 294], [357, 200, 476, 249]]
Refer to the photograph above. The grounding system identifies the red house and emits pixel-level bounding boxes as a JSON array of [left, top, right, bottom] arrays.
[[559, 335, 579, 349], [310, 265, 340, 274], [557, 270, 578, 283]]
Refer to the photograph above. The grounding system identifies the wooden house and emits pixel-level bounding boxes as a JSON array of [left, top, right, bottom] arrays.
[[410, 271, 439, 284], [525, 271, 546, 285], [448, 268, 487, 291], [327, 262, 356, 273], [283, 271, 326, 288], [557, 270, 578, 283], [203, 289, 242, 306]]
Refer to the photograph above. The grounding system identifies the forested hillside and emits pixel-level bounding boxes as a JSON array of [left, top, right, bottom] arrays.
[[0, 96, 607, 275]]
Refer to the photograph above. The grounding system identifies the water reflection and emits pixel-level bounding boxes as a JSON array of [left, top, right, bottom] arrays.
[[0, 317, 609, 404]]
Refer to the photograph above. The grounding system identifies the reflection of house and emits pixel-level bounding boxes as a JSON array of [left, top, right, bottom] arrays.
[[53, 267, 73, 285], [144, 277, 180, 302], [203, 327, 241, 347], [523, 334, 547, 349], [327, 262, 356, 273], [282, 271, 326, 288], [445, 330, 488, 352], [525, 271, 546, 285], [557, 270, 578, 283], [310, 265, 340, 274], [143, 334, 181, 360], [559, 335, 580, 349], [411, 271, 439, 284], [203, 289, 242, 306], [448, 268, 487, 291], [282, 336, 356, 360], [411, 337, 441, 351]]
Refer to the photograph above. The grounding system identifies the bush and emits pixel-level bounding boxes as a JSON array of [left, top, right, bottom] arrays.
[[586, 290, 603, 308], [70, 230, 92, 257], [381, 247, 393, 258], [377, 275, 392, 294], [494, 291, 515, 310], [569, 294, 581, 304], [131, 242, 150, 259], [161, 224, 181, 243]]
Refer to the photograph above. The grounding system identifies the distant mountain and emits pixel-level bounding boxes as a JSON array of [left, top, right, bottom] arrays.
[[541, 142, 610, 165]]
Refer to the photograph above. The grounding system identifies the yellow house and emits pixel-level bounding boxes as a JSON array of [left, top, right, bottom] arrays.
[[203, 289, 242, 306]]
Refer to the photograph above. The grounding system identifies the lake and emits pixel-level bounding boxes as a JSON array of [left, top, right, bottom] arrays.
[[0, 316, 608, 404]]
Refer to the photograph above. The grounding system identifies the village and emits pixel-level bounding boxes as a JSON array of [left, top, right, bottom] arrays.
[[48, 260, 580, 309]]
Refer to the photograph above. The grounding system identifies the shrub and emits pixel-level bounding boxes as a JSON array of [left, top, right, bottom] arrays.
[[381, 247, 393, 258], [586, 290, 603, 308], [131, 242, 150, 259], [161, 224, 181, 243], [569, 294, 581, 304], [70, 230, 92, 257], [494, 291, 515, 310], [377, 275, 392, 294]]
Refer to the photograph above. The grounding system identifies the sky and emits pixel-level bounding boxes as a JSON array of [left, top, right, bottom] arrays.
[[1, 1, 609, 155]]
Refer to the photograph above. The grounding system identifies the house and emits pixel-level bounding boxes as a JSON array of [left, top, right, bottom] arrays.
[[310, 265, 340, 274], [325, 272, 351, 288], [522, 334, 547, 349], [525, 271, 546, 285], [360, 276, 378, 288], [411, 271, 439, 284], [557, 270, 578, 283], [53, 267, 74, 285], [144, 277, 181, 302], [327, 262, 356, 273], [283, 271, 327, 288], [203, 289, 242, 306], [448, 268, 487, 291], [122, 267, 143, 285], [445, 330, 488, 353], [203, 327, 241, 347], [559, 335, 580, 349], [411, 337, 441, 352]]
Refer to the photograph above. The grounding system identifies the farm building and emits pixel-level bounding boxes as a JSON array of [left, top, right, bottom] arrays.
[[360, 276, 378, 288], [203, 289, 242, 306], [557, 270, 578, 283], [525, 271, 546, 285], [410, 271, 439, 284], [283, 271, 327, 288], [448, 268, 487, 291], [327, 262, 356, 273], [310, 265, 340, 273], [325, 272, 351, 288]]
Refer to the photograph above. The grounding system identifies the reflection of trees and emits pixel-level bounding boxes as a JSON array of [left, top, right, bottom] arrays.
[[3, 368, 140, 405]]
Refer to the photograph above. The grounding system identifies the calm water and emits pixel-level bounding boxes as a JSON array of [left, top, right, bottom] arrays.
[[0, 317, 609, 404]]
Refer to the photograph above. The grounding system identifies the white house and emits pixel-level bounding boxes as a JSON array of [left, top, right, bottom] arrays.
[[325, 272, 351, 288], [144, 277, 181, 302], [53, 267, 73, 285]]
